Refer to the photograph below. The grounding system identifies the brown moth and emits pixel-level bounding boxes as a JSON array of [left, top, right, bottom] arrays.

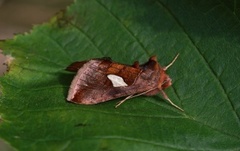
[[66, 54, 183, 111]]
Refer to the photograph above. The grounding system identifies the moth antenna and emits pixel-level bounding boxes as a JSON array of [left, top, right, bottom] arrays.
[[164, 53, 179, 71], [115, 87, 157, 108], [160, 90, 184, 112]]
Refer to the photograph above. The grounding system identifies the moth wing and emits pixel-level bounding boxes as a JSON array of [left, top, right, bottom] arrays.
[[66, 57, 112, 72], [105, 61, 141, 86], [66, 61, 88, 72], [67, 58, 144, 104]]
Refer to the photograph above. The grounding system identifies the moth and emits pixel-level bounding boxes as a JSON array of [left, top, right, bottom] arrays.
[[66, 54, 183, 111]]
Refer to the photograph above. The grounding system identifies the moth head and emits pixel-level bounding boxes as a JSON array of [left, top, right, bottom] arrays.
[[158, 69, 172, 90]]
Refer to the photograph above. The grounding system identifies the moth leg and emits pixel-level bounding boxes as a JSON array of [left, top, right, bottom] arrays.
[[160, 90, 184, 111], [115, 95, 133, 108], [115, 87, 157, 108]]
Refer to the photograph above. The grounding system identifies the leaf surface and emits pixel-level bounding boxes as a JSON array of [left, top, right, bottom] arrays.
[[0, 0, 240, 150]]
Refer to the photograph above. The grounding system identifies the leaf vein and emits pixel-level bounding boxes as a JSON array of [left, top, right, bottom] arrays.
[[69, 23, 105, 56], [95, 0, 151, 56], [37, 31, 72, 62], [156, 0, 240, 136]]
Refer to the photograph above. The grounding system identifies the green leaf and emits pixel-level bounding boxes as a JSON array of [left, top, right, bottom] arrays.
[[1, 0, 240, 150]]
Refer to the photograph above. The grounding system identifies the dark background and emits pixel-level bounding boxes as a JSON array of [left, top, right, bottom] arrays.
[[0, 0, 73, 150], [0, 0, 73, 75]]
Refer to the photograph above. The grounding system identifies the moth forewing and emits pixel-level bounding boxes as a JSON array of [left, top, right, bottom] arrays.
[[107, 74, 128, 87]]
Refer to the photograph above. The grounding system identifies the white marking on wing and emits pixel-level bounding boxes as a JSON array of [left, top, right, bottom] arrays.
[[107, 74, 128, 87]]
